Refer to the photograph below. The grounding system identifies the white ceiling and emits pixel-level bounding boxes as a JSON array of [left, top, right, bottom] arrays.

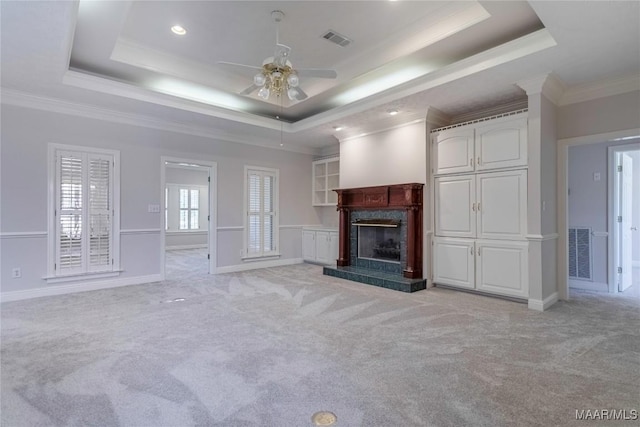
[[1, 1, 639, 153]]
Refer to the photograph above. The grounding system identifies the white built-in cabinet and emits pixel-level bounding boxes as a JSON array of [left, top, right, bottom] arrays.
[[432, 113, 529, 300], [303, 228, 338, 265], [312, 157, 340, 206], [433, 116, 527, 175]]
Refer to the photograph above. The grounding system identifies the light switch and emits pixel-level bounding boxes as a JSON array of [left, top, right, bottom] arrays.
[[593, 172, 601, 181], [148, 204, 160, 213]]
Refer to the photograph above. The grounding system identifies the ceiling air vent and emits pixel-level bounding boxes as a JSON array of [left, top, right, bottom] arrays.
[[321, 30, 352, 47]]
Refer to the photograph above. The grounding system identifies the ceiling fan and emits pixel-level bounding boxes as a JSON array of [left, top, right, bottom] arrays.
[[217, 10, 338, 102]]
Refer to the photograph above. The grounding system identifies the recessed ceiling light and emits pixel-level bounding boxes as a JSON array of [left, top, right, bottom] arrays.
[[333, 126, 344, 131], [388, 109, 399, 116], [171, 25, 187, 35]]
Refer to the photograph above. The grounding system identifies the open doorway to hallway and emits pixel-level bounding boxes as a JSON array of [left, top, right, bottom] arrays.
[[161, 158, 217, 280], [567, 140, 640, 295]]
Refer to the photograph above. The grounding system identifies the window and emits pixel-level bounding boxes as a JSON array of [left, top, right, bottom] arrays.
[[165, 184, 207, 232], [179, 188, 199, 230], [244, 166, 279, 258], [49, 145, 120, 277]]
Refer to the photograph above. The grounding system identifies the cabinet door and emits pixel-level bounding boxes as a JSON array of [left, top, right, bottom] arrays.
[[433, 237, 475, 289], [476, 170, 527, 240], [302, 230, 316, 261], [476, 240, 528, 298], [434, 127, 475, 175], [435, 175, 476, 238], [315, 231, 330, 264], [328, 232, 339, 265], [475, 117, 527, 171]]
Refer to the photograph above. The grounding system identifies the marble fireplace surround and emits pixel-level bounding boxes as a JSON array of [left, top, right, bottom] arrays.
[[334, 183, 424, 279]]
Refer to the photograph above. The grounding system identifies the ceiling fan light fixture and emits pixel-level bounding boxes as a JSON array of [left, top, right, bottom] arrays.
[[287, 73, 299, 87], [258, 87, 271, 100], [287, 87, 299, 100], [254, 73, 266, 86]]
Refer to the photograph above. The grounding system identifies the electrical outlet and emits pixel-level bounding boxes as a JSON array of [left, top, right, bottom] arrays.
[[12, 268, 21, 278], [148, 204, 160, 213]]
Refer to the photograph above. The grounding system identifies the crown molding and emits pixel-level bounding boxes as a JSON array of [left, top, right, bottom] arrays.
[[450, 98, 529, 124], [425, 106, 451, 128], [517, 73, 565, 104], [559, 73, 640, 106], [0, 88, 318, 155]]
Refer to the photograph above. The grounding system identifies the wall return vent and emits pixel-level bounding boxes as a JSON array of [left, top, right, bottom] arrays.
[[321, 30, 352, 47]]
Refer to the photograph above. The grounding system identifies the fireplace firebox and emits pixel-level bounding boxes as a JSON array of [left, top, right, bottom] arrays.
[[355, 220, 401, 263]]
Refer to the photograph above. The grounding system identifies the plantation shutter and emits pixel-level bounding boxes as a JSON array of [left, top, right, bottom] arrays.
[[57, 152, 84, 273], [55, 150, 114, 275], [246, 169, 277, 256], [88, 155, 113, 271]]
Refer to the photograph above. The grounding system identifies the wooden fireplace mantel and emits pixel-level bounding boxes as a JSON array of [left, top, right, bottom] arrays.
[[334, 183, 423, 279]]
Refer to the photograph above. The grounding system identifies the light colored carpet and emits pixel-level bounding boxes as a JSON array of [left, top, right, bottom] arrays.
[[1, 251, 639, 426]]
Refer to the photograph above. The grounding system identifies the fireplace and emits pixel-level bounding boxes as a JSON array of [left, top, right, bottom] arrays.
[[323, 183, 425, 293], [356, 220, 401, 263]]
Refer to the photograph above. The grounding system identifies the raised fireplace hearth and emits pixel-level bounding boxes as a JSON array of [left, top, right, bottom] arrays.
[[323, 183, 426, 293]]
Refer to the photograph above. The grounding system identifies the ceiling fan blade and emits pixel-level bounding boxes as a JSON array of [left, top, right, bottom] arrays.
[[217, 61, 262, 71], [296, 68, 338, 79], [240, 84, 260, 96], [292, 87, 308, 101]]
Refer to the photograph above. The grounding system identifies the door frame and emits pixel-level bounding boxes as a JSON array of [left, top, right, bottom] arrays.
[[609, 144, 640, 292], [557, 129, 640, 300], [160, 156, 218, 279]]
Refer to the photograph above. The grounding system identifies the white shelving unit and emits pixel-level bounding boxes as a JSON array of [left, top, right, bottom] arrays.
[[312, 157, 339, 206]]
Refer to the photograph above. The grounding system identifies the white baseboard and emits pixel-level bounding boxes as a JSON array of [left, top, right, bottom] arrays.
[[528, 292, 559, 312], [1, 274, 162, 303], [217, 258, 303, 274], [166, 244, 207, 250]]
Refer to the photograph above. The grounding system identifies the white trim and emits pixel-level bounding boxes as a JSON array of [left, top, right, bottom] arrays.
[[557, 129, 640, 301], [1, 88, 317, 155], [120, 228, 161, 235], [166, 244, 208, 250], [217, 258, 303, 274], [217, 226, 243, 231], [243, 165, 280, 258], [0, 231, 47, 239], [527, 292, 558, 312], [339, 119, 425, 142], [525, 233, 559, 241], [47, 143, 121, 277], [1, 274, 162, 303], [166, 230, 208, 236], [44, 270, 122, 284], [591, 231, 609, 238], [161, 157, 218, 279], [559, 74, 640, 106]]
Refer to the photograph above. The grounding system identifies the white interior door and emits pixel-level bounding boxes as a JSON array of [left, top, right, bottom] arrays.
[[619, 153, 633, 291]]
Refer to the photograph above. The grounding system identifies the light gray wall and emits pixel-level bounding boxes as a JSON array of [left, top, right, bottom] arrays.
[[340, 121, 427, 188], [558, 91, 640, 140], [568, 140, 640, 285], [0, 105, 321, 293], [165, 166, 209, 248]]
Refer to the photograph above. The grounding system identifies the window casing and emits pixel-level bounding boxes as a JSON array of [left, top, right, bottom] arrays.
[[244, 166, 279, 258], [49, 145, 120, 278]]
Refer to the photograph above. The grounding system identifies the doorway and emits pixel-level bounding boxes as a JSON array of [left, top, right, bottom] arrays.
[[161, 157, 217, 279], [610, 145, 640, 294]]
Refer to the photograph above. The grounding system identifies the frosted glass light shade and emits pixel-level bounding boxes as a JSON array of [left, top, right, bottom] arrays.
[[254, 73, 266, 86], [258, 86, 270, 100], [287, 74, 299, 87], [287, 87, 298, 100]]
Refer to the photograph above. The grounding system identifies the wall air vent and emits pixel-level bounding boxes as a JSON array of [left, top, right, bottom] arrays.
[[568, 226, 592, 281], [322, 30, 352, 47]]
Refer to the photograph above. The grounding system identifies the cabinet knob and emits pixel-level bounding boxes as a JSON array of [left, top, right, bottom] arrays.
[[472, 202, 476, 212], [470, 158, 474, 167], [477, 156, 481, 165]]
